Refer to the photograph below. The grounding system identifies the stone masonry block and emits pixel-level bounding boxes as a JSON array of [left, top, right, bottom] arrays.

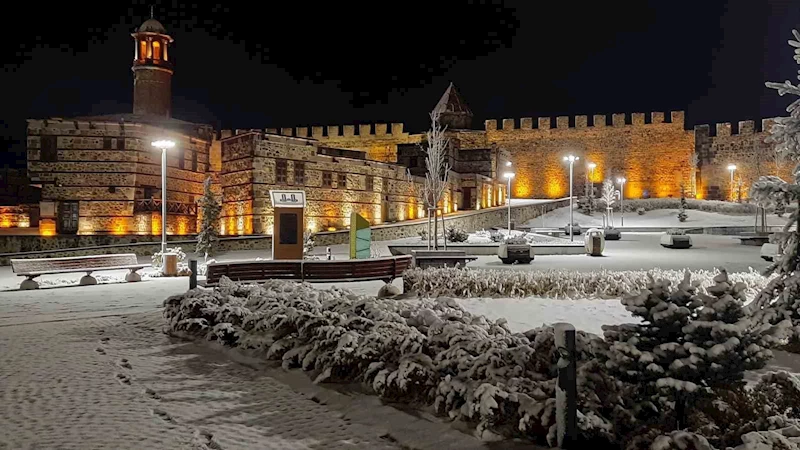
[[538, 117, 551, 129], [391, 123, 404, 135], [343, 125, 355, 137], [485, 120, 497, 131], [556, 116, 569, 128], [671, 111, 685, 125], [738, 120, 755, 134], [593, 115, 606, 127], [359, 124, 371, 136], [280, 128, 293, 136], [327, 125, 339, 137], [575, 116, 588, 128], [520, 118, 533, 129], [716, 123, 732, 137], [612, 113, 626, 127], [632, 113, 645, 125], [266, 128, 277, 134], [295, 127, 308, 138], [651, 112, 665, 123], [375, 123, 387, 135], [502, 119, 515, 130], [762, 118, 776, 133], [311, 126, 324, 138]]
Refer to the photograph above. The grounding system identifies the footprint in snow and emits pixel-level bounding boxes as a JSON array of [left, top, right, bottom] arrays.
[[118, 358, 132, 369], [144, 388, 161, 400], [194, 429, 223, 450], [95, 347, 106, 355], [115, 373, 131, 385], [152, 408, 176, 424]]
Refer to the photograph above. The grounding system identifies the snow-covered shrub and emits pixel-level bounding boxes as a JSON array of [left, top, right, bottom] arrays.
[[403, 267, 771, 301], [602, 271, 791, 444], [775, 198, 786, 217], [614, 198, 796, 216], [637, 207, 645, 216], [303, 232, 319, 260], [418, 229, 428, 242], [678, 187, 689, 222], [504, 235, 527, 245], [666, 228, 686, 235], [163, 278, 622, 446], [446, 227, 469, 243], [152, 246, 187, 269]]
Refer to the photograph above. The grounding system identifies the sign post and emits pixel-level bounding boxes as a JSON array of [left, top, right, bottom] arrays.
[[269, 190, 306, 260], [349, 212, 371, 259]]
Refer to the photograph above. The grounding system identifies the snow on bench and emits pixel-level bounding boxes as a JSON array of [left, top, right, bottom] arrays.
[[203, 255, 413, 286], [10, 253, 150, 290]]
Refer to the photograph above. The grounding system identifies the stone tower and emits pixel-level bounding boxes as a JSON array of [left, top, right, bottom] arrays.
[[131, 14, 174, 117], [433, 82, 473, 129]]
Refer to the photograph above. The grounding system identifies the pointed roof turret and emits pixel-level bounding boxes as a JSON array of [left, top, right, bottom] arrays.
[[432, 82, 473, 129]]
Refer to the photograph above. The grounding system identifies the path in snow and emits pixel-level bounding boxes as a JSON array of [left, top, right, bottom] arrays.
[[528, 205, 789, 229]]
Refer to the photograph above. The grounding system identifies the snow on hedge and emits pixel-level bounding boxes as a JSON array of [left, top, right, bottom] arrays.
[[403, 267, 772, 300], [163, 277, 620, 445], [617, 198, 796, 216]]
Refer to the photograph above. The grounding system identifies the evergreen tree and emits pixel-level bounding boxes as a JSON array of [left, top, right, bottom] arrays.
[[748, 30, 800, 340], [775, 197, 786, 217], [678, 184, 688, 222], [603, 271, 789, 428], [196, 177, 221, 260]]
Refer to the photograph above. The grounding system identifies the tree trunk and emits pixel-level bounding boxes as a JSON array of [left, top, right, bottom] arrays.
[[441, 209, 447, 250], [427, 211, 432, 250], [433, 208, 439, 250]]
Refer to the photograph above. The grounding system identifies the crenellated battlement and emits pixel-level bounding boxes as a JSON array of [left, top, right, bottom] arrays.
[[485, 111, 686, 131], [245, 123, 409, 140], [693, 118, 778, 137]]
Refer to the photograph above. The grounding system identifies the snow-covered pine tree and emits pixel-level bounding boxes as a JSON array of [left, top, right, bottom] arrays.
[[601, 179, 616, 228], [196, 177, 221, 261], [603, 270, 789, 430], [775, 197, 786, 217], [678, 184, 688, 222], [747, 29, 800, 341]]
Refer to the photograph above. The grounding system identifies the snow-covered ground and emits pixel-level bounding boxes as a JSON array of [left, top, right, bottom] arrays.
[[528, 205, 789, 229]]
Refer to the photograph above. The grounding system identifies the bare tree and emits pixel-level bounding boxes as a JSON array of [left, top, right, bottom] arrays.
[[421, 110, 451, 250]]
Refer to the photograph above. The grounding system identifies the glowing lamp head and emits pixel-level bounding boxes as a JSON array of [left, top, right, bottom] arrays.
[[505, 161, 512, 167], [503, 172, 515, 179], [151, 139, 175, 149], [588, 162, 597, 169], [563, 155, 579, 163], [617, 177, 626, 183], [727, 164, 737, 171]]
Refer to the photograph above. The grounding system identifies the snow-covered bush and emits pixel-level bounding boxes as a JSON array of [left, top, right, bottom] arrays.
[[446, 227, 468, 243], [403, 267, 771, 300], [678, 189, 689, 222], [504, 235, 527, 245], [163, 278, 620, 446], [615, 198, 796, 216], [303, 232, 319, 260], [666, 228, 686, 235], [418, 229, 428, 242], [152, 246, 187, 269], [196, 177, 221, 260], [602, 271, 791, 445], [637, 207, 645, 216]]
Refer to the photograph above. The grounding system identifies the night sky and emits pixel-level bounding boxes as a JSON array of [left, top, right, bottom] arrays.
[[1, 0, 798, 168]]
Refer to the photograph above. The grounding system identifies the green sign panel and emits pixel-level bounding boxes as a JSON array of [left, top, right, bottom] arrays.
[[349, 213, 371, 259]]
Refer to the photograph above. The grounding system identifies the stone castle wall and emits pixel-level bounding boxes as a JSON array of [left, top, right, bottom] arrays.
[[694, 119, 791, 201], [474, 111, 695, 199], [27, 118, 212, 235], [231, 123, 423, 163]]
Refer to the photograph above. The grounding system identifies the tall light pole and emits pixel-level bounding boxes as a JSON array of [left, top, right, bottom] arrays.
[[504, 171, 515, 231], [152, 139, 176, 253], [564, 155, 579, 241], [587, 162, 597, 207], [727, 164, 737, 202], [616, 177, 626, 227]]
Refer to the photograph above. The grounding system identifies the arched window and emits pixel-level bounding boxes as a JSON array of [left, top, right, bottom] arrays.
[[152, 40, 161, 60], [139, 40, 147, 60]]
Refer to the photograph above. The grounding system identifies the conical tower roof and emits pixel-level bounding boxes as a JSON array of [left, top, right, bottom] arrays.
[[433, 82, 473, 116]]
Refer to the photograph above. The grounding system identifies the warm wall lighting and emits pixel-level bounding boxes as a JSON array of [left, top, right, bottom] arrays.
[[327, 227, 336, 232], [39, 219, 56, 236], [111, 217, 127, 235]]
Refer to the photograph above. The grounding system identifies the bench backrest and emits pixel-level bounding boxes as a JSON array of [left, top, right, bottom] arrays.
[[205, 255, 412, 284], [11, 253, 140, 274]]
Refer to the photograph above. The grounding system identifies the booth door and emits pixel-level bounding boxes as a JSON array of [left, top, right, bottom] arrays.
[[57, 201, 79, 234]]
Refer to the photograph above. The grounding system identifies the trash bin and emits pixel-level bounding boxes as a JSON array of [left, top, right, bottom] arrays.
[[584, 228, 605, 256], [163, 252, 178, 276]]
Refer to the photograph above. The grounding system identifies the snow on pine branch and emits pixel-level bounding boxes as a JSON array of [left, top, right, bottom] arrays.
[[403, 267, 772, 300]]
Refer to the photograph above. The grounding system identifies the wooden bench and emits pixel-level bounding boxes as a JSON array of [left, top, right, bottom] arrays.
[[411, 250, 477, 269], [203, 255, 413, 287], [10, 253, 150, 290]]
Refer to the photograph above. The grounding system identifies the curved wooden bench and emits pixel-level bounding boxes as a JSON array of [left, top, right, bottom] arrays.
[[203, 255, 413, 287], [10, 253, 150, 290]]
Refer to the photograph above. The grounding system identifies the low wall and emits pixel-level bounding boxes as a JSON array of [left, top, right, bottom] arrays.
[[0, 199, 569, 265], [0, 235, 272, 265], [314, 198, 571, 246]]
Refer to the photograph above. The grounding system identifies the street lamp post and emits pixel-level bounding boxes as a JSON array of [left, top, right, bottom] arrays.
[[727, 164, 737, 202], [504, 171, 515, 231], [564, 155, 579, 241], [152, 139, 176, 253], [616, 177, 627, 227], [588, 162, 597, 212]]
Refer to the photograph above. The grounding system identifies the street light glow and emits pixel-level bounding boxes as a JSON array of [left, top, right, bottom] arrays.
[[505, 161, 512, 166], [563, 155, 579, 162], [617, 177, 626, 183], [588, 162, 597, 169], [152, 139, 176, 149], [503, 172, 515, 179], [727, 164, 737, 171]]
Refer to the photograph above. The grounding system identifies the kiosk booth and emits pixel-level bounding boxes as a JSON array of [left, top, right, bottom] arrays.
[[269, 190, 306, 260]]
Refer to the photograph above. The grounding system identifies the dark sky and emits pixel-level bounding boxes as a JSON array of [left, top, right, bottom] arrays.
[[1, 0, 799, 168]]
